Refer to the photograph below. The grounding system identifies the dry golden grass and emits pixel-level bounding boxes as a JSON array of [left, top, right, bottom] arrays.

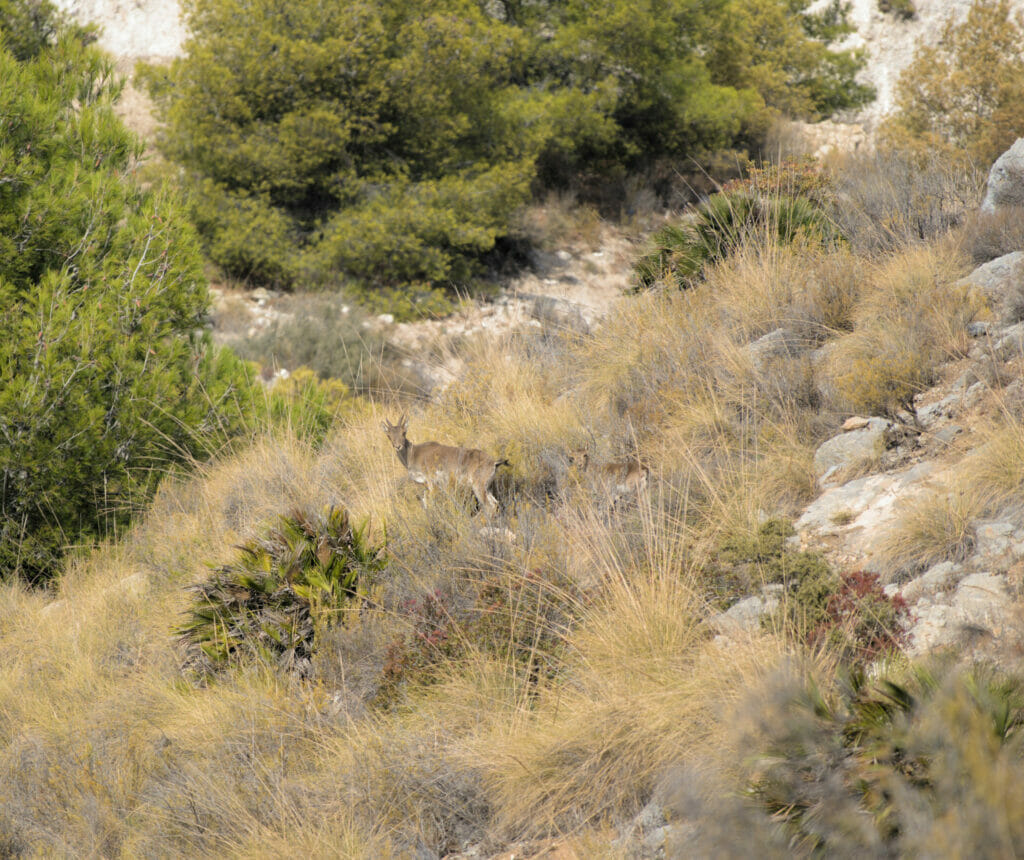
[[2, 184, 1016, 855], [823, 241, 981, 415], [875, 481, 985, 576], [702, 240, 862, 343], [962, 410, 1024, 513]]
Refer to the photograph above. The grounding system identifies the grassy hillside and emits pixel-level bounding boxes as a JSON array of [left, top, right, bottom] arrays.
[[7, 145, 1024, 856]]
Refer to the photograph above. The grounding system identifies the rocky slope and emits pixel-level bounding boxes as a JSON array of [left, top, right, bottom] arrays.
[[49, 0, 1024, 670]]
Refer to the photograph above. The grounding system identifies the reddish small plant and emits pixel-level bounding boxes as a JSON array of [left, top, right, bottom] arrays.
[[811, 570, 909, 661]]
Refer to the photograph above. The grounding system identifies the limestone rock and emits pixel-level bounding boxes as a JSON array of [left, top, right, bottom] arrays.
[[530, 295, 590, 335], [981, 138, 1024, 214], [906, 572, 1011, 656], [900, 561, 960, 604], [973, 520, 1016, 559], [796, 461, 939, 570], [709, 586, 782, 637], [957, 251, 1024, 323], [813, 418, 894, 481], [842, 416, 872, 431], [742, 328, 796, 372], [994, 321, 1024, 360]]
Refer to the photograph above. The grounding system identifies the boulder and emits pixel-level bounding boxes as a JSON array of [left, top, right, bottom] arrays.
[[530, 295, 590, 335], [994, 321, 1024, 360], [900, 560, 960, 605], [742, 328, 796, 372], [957, 251, 1024, 323], [813, 417, 894, 481], [981, 138, 1024, 213], [906, 572, 1011, 656], [795, 461, 938, 569], [709, 586, 782, 637]]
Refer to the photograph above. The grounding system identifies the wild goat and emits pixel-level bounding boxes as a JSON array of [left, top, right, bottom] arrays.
[[568, 448, 649, 507], [381, 414, 509, 515]]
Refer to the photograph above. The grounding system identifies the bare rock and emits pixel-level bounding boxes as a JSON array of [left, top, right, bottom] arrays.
[[957, 251, 1024, 323], [842, 415, 872, 431], [813, 417, 894, 481], [709, 587, 782, 637], [973, 520, 1016, 560], [530, 295, 590, 335], [981, 138, 1024, 214], [742, 328, 797, 372], [900, 560, 960, 604], [796, 461, 939, 570], [906, 572, 1011, 656], [994, 321, 1024, 360]]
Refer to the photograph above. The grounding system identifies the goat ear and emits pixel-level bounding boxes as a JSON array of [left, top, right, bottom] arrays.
[[399, 412, 408, 429], [380, 421, 390, 432]]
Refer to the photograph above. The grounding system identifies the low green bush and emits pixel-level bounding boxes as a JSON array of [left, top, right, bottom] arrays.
[[633, 190, 838, 289], [178, 505, 386, 677], [748, 661, 1024, 854]]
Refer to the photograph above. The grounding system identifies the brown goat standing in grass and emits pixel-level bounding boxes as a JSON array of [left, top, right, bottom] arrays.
[[382, 414, 509, 515], [568, 448, 650, 508]]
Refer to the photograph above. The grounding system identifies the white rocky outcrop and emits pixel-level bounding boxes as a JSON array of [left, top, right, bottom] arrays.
[[981, 138, 1024, 214]]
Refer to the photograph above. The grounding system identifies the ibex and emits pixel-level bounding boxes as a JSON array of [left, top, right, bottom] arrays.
[[381, 414, 509, 515], [568, 448, 649, 507]]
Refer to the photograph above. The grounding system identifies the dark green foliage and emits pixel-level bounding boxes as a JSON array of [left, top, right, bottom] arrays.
[[776, 551, 840, 639], [0, 0, 90, 61], [748, 662, 1024, 855], [145, 0, 871, 298], [879, 0, 916, 19], [144, 0, 542, 296], [710, 518, 834, 610], [633, 191, 838, 289], [719, 517, 796, 568], [0, 6, 257, 581], [711, 521, 902, 659], [178, 505, 386, 676]]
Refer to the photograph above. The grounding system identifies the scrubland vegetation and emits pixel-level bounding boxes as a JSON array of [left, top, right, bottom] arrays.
[[3, 155, 1022, 853], [5, 0, 1024, 855]]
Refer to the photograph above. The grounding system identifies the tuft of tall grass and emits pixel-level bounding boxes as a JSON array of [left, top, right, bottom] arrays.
[[828, 148, 984, 252], [875, 482, 984, 577], [822, 242, 980, 415]]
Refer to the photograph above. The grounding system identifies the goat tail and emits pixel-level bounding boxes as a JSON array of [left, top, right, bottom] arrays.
[[495, 458, 511, 469]]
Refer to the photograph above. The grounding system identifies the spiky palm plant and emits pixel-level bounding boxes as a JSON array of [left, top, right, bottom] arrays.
[[633, 191, 838, 289], [748, 661, 1024, 854], [178, 505, 386, 677]]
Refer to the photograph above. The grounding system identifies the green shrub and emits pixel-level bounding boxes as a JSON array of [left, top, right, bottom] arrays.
[[748, 662, 1024, 854], [879, 0, 916, 19], [178, 505, 386, 676], [710, 519, 836, 615], [265, 367, 358, 446], [633, 190, 838, 289], [0, 6, 256, 581], [146, 0, 871, 297]]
